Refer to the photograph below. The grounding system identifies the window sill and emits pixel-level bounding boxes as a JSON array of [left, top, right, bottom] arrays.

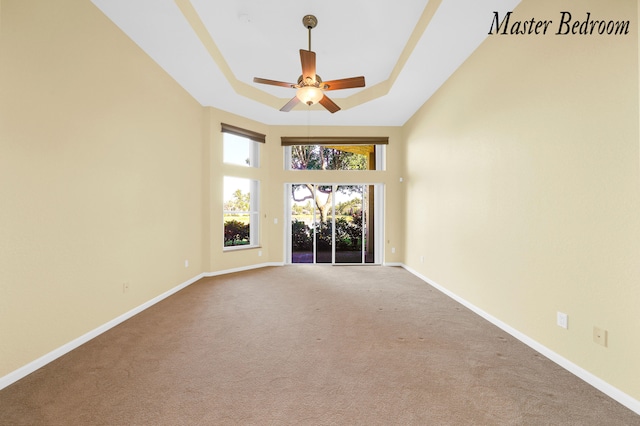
[[223, 245, 261, 252]]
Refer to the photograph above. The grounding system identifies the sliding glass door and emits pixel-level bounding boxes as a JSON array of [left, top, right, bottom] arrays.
[[289, 184, 379, 264]]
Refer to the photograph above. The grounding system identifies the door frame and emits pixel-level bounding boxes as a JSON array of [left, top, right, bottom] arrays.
[[284, 183, 384, 265]]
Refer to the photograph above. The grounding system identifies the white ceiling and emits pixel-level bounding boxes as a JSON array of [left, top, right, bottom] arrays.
[[91, 0, 521, 127]]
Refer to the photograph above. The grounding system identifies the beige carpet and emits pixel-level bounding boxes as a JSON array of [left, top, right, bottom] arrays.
[[0, 266, 638, 425]]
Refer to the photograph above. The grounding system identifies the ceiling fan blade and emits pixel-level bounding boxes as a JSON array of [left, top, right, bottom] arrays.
[[253, 77, 296, 88], [321, 76, 366, 91], [319, 94, 340, 113], [300, 49, 316, 82], [280, 96, 301, 112]]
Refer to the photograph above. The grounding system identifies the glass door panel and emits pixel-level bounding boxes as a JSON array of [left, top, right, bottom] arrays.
[[290, 184, 314, 263], [335, 185, 364, 264], [314, 185, 333, 264], [364, 185, 375, 263]]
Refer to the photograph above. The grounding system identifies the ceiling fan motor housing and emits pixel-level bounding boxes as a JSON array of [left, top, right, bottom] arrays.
[[297, 74, 322, 87]]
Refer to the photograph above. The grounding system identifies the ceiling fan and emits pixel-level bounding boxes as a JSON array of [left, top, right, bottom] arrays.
[[253, 15, 365, 113]]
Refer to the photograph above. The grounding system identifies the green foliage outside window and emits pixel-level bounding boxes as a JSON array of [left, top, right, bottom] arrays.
[[224, 220, 249, 246], [291, 212, 364, 252]]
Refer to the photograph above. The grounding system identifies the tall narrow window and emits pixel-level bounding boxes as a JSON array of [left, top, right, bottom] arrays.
[[221, 124, 263, 250], [223, 177, 259, 248]]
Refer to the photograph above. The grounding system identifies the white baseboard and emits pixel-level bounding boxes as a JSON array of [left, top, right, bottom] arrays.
[[0, 263, 282, 392], [400, 264, 640, 416], [203, 262, 284, 277], [0, 272, 207, 391]]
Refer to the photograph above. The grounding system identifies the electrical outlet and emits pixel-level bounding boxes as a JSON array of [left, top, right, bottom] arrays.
[[122, 282, 129, 293], [258, 250, 262, 257], [557, 312, 568, 329], [420, 256, 425, 264], [593, 326, 608, 347], [185, 259, 189, 268], [391, 247, 396, 254]]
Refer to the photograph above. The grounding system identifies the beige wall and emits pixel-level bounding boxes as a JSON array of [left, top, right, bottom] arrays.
[[0, 0, 205, 376], [403, 0, 639, 400]]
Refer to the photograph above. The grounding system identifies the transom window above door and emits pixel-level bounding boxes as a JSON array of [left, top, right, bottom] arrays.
[[282, 136, 388, 171]]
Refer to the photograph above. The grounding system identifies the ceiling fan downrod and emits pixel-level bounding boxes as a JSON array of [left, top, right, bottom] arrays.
[[302, 15, 317, 51]]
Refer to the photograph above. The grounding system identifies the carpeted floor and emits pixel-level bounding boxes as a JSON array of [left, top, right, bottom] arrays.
[[1, 266, 638, 425]]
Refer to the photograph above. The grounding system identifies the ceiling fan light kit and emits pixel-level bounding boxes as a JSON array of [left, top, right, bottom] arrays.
[[296, 85, 323, 105], [253, 14, 365, 113]]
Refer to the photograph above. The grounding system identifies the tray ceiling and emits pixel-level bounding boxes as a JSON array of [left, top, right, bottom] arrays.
[[91, 0, 521, 126]]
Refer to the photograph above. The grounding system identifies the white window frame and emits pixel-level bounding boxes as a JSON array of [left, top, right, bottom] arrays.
[[223, 178, 260, 250], [283, 145, 385, 171]]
